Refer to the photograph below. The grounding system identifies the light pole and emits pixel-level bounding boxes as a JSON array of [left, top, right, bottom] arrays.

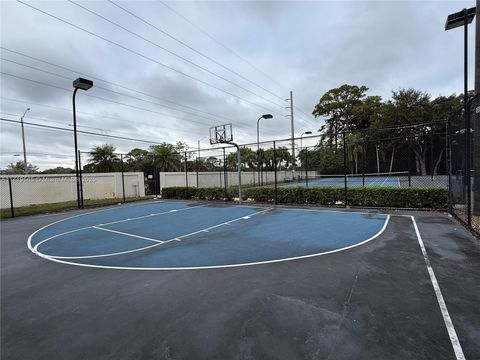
[[445, 7, 476, 226], [256, 114, 273, 184], [300, 131, 312, 180], [197, 136, 207, 159], [20, 107, 30, 174], [72, 77, 93, 209]]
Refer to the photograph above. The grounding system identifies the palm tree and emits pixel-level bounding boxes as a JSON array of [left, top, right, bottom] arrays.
[[149, 143, 182, 172], [88, 144, 119, 172]]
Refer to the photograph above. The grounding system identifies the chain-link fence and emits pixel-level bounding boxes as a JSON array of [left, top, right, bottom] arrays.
[[448, 93, 479, 237], [1, 151, 147, 218], [156, 123, 448, 207], [2, 120, 462, 218]]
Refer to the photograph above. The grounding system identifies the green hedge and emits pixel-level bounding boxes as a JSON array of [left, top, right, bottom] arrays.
[[161, 187, 235, 201], [243, 186, 447, 208], [162, 186, 448, 209]]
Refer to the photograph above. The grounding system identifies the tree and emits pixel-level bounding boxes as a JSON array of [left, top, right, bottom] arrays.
[[42, 166, 75, 174], [312, 84, 369, 147], [0, 161, 38, 174], [87, 144, 120, 172], [226, 148, 253, 170], [125, 148, 150, 173], [149, 143, 182, 172]]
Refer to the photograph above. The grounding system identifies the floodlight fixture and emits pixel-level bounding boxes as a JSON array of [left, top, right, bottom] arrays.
[[445, 7, 476, 31], [73, 77, 93, 91], [261, 114, 273, 119]]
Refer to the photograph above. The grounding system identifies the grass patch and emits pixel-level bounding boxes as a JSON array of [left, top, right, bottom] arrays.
[[1, 197, 153, 219]]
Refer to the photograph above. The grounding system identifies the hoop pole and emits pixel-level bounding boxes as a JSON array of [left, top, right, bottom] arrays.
[[228, 141, 242, 203]]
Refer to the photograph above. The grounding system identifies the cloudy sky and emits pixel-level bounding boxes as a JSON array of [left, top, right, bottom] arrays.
[[0, 0, 476, 170]]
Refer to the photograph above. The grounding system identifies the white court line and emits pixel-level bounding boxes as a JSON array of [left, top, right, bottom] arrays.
[[98, 205, 204, 226], [411, 216, 465, 360], [34, 213, 389, 270], [41, 208, 272, 260], [31, 205, 204, 252], [92, 226, 164, 243], [27, 200, 182, 252]]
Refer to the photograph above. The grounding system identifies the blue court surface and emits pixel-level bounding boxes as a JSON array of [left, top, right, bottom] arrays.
[[29, 201, 389, 269], [282, 175, 401, 187]]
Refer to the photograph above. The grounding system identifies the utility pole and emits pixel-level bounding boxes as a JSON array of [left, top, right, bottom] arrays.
[[289, 91, 296, 179], [20, 108, 30, 174], [474, 1, 480, 216]]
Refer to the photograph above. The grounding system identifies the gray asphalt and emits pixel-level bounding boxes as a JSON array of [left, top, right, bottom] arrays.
[[1, 203, 479, 360]]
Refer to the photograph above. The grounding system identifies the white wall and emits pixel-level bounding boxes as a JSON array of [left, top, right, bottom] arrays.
[[0, 172, 145, 209]]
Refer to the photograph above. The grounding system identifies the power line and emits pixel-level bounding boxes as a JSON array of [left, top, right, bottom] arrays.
[[157, 1, 316, 122], [0, 96, 222, 135], [0, 111, 172, 142], [17, 0, 284, 117], [0, 96, 255, 142], [0, 117, 172, 145], [70, 0, 285, 109], [1, 47, 235, 122], [157, 0, 288, 93], [1, 57, 230, 124], [109, 0, 286, 103], [0, 71, 222, 127]]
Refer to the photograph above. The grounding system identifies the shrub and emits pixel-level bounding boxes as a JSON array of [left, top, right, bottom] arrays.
[[161, 186, 448, 209], [161, 187, 234, 201]]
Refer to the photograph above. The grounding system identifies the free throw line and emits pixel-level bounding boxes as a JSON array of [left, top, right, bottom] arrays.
[[92, 226, 164, 243]]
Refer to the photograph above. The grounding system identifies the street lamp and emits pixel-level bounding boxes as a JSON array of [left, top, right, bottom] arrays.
[[445, 7, 476, 226], [20, 107, 30, 174], [72, 77, 93, 209], [256, 114, 273, 184], [300, 131, 312, 152]]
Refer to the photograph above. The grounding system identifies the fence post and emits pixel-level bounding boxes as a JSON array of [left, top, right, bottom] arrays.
[[223, 147, 227, 199], [430, 127, 434, 181], [153, 154, 158, 197], [184, 151, 188, 194], [343, 132, 348, 207], [78, 150, 84, 208], [305, 147, 309, 188], [407, 145, 412, 187], [273, 141, 278, 204], [362, 138, 366, 187], [120, 154, 126, 203], [8, 178, 14, 218], [465, 103, 472, 227], [447, 119, 452, 211], [196, 157, 200, 189]]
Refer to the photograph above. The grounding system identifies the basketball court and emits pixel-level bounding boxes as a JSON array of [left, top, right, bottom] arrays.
[[2, 199, 479, 359]]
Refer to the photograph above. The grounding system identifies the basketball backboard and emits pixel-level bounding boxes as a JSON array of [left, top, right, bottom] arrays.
[[209, 123, 233, 144]]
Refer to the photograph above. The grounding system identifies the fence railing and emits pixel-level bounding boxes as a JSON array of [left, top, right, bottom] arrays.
[[3, 119, 469, 220], [159, 123, 449, 207]]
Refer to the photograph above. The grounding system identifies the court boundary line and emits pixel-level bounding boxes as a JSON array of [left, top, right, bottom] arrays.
[[411, 216, 465, 360], [30, 212, 390, 270], [36, 208, 272, 260], [31, 204, 204, 252]]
